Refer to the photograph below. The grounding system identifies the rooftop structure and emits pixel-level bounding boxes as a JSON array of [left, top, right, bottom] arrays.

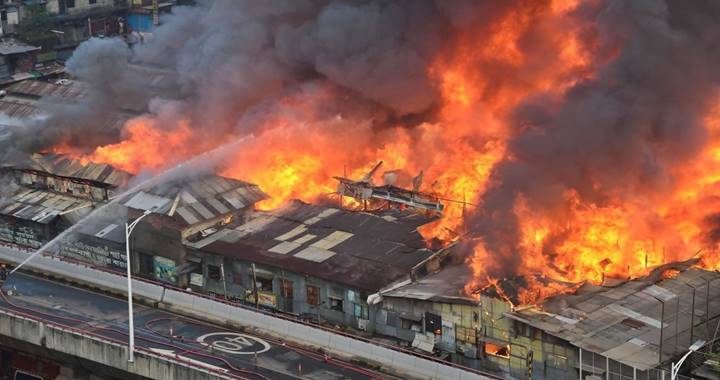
[[5, 79, 89, 100], [0, 188, 91, 225], [378, 263, 477, 306], [0, 39, 40, 56], [6, 152, 131, 190], [124, 175, 267, 231], [0, 153, 132, 249], [190, 201, 439, 292], [506, 260, 720, 372]]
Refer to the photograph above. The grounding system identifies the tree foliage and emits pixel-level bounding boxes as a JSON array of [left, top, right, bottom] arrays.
[[18, 4, 54, 43]]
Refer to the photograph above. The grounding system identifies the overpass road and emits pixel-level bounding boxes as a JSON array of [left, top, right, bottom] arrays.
[[0, 272, 397, 380]]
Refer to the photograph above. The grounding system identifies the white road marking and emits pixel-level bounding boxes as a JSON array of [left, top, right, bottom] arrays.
[[196, 332, 271, 355]]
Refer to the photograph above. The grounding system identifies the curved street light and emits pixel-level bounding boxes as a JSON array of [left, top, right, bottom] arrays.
[[671, 339, 705, 380], [126, 209, 154, 363]]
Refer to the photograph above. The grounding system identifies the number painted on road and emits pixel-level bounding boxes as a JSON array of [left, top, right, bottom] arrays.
[[196, 332, 271, 355]]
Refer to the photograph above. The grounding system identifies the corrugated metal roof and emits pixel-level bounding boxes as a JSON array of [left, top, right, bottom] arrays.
[[7, 153, 132, 188], [0, 99, 39, 118], [1, 188, 92, 224], [123, 174, 268, 228], [505, 262, 720, 371], [381, 264, 478, 305], [6, 79, 89, 99], [192, 201, 437, 291], [0, 39, 40, 55], [123, 191, 172, 212]]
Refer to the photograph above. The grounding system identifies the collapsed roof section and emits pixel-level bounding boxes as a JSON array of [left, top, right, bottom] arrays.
[[189, 200, 439, 292]]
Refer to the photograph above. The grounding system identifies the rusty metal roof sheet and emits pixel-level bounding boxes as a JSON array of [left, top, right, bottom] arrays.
[[6, 79, 89, 99]]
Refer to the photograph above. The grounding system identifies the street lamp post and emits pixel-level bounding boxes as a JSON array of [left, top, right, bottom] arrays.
[[671, 339, 705, 380], [126, 209, 153, 363]]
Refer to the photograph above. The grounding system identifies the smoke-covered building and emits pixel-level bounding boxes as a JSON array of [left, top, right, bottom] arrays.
[[0, 153, 130, 248]]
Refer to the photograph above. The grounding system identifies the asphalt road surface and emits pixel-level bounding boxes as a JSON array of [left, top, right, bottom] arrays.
[[0, 273, 392, 380]]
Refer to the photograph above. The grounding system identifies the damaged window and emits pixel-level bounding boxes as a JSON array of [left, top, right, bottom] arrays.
[[330, 297, 343, 311], [484, 342, 510, 359], [255, 276, 273, 291]]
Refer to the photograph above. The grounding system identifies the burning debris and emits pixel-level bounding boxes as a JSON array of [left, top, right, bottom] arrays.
[[334, 161, 444, 214]]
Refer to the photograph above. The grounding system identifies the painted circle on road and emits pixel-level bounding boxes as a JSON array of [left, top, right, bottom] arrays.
[[196, 332, 271, 355]]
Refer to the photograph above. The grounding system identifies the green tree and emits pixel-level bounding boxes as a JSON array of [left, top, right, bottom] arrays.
[[18, 4, 54, 43]]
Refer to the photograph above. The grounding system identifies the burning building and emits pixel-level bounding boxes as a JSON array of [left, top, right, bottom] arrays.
[[0, 0, 719, 378], [59, 173, 267, 283], [0, 153, 130, 248], [370, 258, 720, 380]]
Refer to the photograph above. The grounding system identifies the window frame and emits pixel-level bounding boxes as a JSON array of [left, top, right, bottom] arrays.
[[306, 285, 320, 305]]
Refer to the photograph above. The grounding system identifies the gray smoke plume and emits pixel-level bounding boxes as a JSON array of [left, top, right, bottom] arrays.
[[466, 0, 720, 278]]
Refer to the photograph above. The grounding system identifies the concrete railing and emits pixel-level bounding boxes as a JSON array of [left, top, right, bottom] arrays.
[[0, 307, 232, 380], [0, 245, 495, 380]]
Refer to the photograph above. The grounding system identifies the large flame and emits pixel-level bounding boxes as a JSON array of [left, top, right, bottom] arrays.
[[51, 0, 720, 306]]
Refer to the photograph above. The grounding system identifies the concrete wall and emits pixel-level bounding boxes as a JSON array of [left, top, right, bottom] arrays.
[[0, 308, 231, 380], [0, 245, 494, 380]]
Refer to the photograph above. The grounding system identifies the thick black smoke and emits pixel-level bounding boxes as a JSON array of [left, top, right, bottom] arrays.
[[467, 0, 720, 278], [0, 0, 524, 160]]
